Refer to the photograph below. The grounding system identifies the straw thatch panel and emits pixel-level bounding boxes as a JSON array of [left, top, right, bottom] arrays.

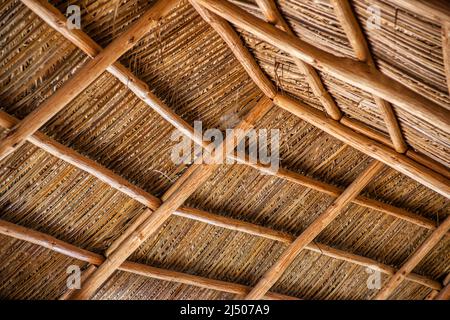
[[0, 0, 448, 300]]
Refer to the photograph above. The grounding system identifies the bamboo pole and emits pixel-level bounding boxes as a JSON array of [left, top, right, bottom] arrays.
[[70, 97, 273, 300], [253, 0, 342, 120], [194, 0, 450, 134], [274, 94, 450, 198], [0, 0, 179, 162], [330, 0, 407, 153], [374, 215, 450, 300], [0, 109, 444, 287], [245, 160, 385, 300], [0, 219, 297, 300]]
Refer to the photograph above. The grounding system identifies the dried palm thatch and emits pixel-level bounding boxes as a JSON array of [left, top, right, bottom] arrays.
[[0, 0, 448, 300]]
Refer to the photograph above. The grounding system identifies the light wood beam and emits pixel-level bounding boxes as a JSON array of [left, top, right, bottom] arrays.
[[374, 215, 450, 299], [245, 160, 385, 299], [21, 0, 449, 218], [0, 219, 297, 300], [331, 0, 407, 153], [194, 0, 450, 134], [0, 0, 179, 162], [254, 0, 342, 120], [69, 97, 273, 300], [443, 22, 450, 94], [0, 111, 443, 290]]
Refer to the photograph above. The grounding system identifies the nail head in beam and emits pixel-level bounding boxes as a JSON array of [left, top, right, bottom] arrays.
[[0, 219, 297, 300], [245, 160, 385, 300], [0, 0, 179, 162], [374, 215, 450, 300], [194, 0, 450, 134]]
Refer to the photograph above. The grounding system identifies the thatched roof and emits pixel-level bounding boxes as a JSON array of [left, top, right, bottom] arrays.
[[0, 0, 448, 300]]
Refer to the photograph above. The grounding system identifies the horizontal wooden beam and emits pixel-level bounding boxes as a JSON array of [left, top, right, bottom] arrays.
[[245, 160, 385, 299], [0, 109, 441, 290], [194, 0, 450, 134], [374, 215, 450, 299], [0, 219, 297, 300], [0, 0, 179, 162]]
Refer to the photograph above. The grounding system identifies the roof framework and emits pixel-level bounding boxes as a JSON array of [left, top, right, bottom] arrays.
[[0, 0, 448, 300]]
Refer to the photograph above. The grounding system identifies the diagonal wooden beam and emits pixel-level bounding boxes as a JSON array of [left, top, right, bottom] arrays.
[[254, 0, 342, 120], [21, 0, 450, 222], [0, 109, 442, 290], [245, 160, 385, 299], [0, 219, 298, 300], [443, 22, 450, 94], [330, 0, 407, 153], [435, 274, 450, 300], [194, 0, 450, 134], [387, 0, 450, 24], [374, 214, 450, 300], [69, 97, 273, 299], [0, 0, 179, 162]]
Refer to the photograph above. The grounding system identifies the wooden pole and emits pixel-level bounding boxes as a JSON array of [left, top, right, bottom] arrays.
[[21, 0, 449, 211], [0, 109, 444, 285], [253, 0, 342, 120], [70, 97, 273, 300], [245, 160, 385, 299], [0, 0, 179, 162], [443, 22, 450, 94], [194, 0, 450, 134], [435, 284, 450, 300], [0, 219, 297, 300], [374, 215, 450, 299], [330, 0, 407, 153]]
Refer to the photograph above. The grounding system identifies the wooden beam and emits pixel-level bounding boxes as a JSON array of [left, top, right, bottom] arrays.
[[245, 160, 385, 299], [194, 0, 450, 134], [69, 97, 273, 300], [331, 0, 407, 153], [443, 22, 450, 94], [274, 94, 450, 198], [253, 0, 342, 120], [435, 284, 450, 300], [0, 0, 179, 162], [374, 215, 450, 299], [387, 0, 450, 24], [0, 109, 445, 279], [21, 0, 449, 221], [0, 219, 297, 300]]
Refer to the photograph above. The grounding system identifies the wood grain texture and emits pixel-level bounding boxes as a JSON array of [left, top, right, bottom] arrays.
[[375, 214, 450, 299], [245, 160, 385, 299], [195, 0, 450, 133], [0, 219, 297, 300]]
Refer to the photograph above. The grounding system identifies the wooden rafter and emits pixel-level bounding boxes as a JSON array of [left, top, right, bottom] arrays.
[[254, 0, 342, 120], [193, 0, 450, 198], [245, 160, 385, 299], [0, 0, 179, 162], [0, 109, 442, 291], [330, 0, 407, 153], [69, 97, 273, 299], [0, 219, 297, 300], [374, 215, 450, 299], [194, 0, 450, 135], [21, 0, 450, 226]]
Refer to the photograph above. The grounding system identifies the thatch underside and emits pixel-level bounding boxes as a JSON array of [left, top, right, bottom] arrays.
[[0, 0, 448, 300]]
